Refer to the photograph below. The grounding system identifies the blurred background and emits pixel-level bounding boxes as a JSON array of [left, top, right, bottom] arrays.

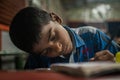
[[0, 0, 120, 70]]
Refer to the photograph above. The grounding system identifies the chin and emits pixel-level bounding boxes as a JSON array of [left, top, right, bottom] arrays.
[[47, 55, 58, 58]]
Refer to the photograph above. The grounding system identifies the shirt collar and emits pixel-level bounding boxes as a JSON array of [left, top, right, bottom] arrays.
[[64, 26, 85, 48]]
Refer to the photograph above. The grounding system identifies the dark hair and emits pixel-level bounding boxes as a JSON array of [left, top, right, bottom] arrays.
[[9, 7, 52, 53], [108, 22, 120, 37]]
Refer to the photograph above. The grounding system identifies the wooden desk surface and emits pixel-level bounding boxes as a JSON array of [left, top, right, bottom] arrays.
[[0, 70, 120, 80]]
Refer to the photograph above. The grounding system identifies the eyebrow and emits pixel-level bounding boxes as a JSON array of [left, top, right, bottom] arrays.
[[48, 28, 52, 42]]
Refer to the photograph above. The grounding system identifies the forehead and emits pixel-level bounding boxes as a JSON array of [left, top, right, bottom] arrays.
[[33, 21, 56, 52], [40, 21, 55, 35]]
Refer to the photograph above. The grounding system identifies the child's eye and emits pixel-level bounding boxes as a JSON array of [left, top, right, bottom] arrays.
[[50, 36, 56, 41]]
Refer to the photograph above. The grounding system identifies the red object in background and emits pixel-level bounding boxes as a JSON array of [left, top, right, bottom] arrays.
[[0, 24, 9, 50], [0, 24, 9, 31]]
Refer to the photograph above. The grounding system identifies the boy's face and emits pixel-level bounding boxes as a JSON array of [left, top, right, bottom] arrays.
[[33, 21, 73, 57]]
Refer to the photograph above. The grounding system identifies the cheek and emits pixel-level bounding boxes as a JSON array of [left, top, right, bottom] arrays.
[[57, 31, 69, 42], [56, 27, 71, 46], [60, 35, 70, 45]]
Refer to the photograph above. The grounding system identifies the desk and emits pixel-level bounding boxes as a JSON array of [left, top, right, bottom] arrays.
[[0, 70, 120, 80]]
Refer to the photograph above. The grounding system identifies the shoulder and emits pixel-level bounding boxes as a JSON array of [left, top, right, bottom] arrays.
[[71, 26, 98, 35]]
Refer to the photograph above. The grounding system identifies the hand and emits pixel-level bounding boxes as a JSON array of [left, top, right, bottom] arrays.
[[90, 50, 115, 62]]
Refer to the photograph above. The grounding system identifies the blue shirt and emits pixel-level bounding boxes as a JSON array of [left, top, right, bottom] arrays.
[[66, 26, 119, 62], [24, 26, 119, 69]]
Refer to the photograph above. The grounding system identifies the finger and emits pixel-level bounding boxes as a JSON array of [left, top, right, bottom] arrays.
[[94, 50, 105, 58], [97, 54, 108, 61], [89, 58, 95, 61], [94, 50, 110, 59], [102, 50, 114, 60], [95, 53, 114, 61]]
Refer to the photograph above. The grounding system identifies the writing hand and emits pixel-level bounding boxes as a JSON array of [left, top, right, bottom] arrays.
[[90, 50, 115, 62]]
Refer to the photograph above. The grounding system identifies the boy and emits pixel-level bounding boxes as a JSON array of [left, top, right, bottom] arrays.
[[9, 7, 119, 69]]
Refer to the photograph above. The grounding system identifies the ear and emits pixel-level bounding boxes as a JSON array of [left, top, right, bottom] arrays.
[[49, 12, 63, 24]]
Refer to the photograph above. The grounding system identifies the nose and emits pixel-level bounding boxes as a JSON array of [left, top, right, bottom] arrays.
[[49, 42, 62, 53]]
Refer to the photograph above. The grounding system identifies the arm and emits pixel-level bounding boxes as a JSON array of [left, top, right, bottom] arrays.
[[90, 29, 119, 62], [73, 26, 119, 62], [94, 29, 119, 54]]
